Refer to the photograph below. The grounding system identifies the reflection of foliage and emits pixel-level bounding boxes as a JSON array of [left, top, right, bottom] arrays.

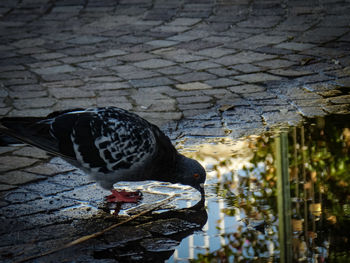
[[194, 227, 274, 263], [290, 116, 350, 259], [193, 115, 350, 262], [192, 135, 280, 262]]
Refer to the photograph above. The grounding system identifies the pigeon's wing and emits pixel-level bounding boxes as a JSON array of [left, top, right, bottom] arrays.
[[0, 107, 175, 182], [0, 108, 87, 158], [69, 108, 157, 175], [0, 115, 71, 159]]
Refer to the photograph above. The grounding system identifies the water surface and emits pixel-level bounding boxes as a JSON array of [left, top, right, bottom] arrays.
[[166, 114, 350, 262]]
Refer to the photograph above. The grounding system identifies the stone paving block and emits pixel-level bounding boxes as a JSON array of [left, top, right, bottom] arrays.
[[118, 52, 155, 62], [86, 76, 122, 83], [244, 91, 277, 101], [12, 146, 48, 159], [178, 103, 212, 111], [262, 111, 303, 126], [214, 51, 276, 66], [253, 59, 297, 69], [8, 90, 47, 99], [138, 99, 177, 112], [28, 60, 62, 69], [54, 98, 96, 111], [176, 82, 212, 91], [49, 87, 95, 99], [135, 111, 182, 125], [171, 72, 216, 83], [322, 104, 350, 114], [59, 55, 97, 64], [146, 39, 178, 48], [229, 84, 266, 94], [206, 67, 239, 77], [67, 35, 108, 45], [32, 52, 66, 61], [268, 69, 314, 77], [234, 72, 282, 83], [133, 58, 175, 69], [155, 65, 191, 75], [236, 16, 282, 28], [167, 33, 200, 42], [25, 162, 73, 176], [13, 97, 56, 109], [85, 82, 131, 91], [0, 184, 17, 191], [204, 78, 241, 88], [177, 95, 212, 104], [297, 106, 327, 117], [23, 179, 74, 196], [326, 95, 350, 105], [230, 63, 261, 73], [97, 99, 133, 110], [129, 77, 174, 88], [8, 108, 53, 117], [42, 79, 84, 89], [167, 18, 201, 26], [115, 68, 160, 80], [76, 57, 123, 69], [182, 60, 221, 70], [162, 49, 205, 62], [153, 25, 189, 33], [32, 64, 76, 75], [0, 107, 11, 116], [0, 156, 38, 173], [1, 196, 80, 218], [195, 47, 236, 58], [177, 39, 221, 51], [95, 49, 128, 58], [274, 42, 316, 51], [233, 34, 288, 49], [12, 38, 46, 48], [0, 70, 36, 80], [0, 171, 45, 185]]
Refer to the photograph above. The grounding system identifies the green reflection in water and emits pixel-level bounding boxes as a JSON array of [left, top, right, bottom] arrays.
[[188, 115, 350, 262]]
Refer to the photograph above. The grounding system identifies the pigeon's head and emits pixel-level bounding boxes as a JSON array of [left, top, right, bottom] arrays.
[[175, 154, 206, 196]]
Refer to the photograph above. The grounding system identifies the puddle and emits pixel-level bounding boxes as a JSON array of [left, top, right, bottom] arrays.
[[98, 114, 349, 263], [165, 114, 350, 262]]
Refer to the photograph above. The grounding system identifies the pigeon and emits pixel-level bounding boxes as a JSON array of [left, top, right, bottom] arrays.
[[0, 107, 206, 202]]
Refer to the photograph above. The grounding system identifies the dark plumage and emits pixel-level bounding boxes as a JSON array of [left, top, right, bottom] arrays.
[[0, 107, 206, 199]]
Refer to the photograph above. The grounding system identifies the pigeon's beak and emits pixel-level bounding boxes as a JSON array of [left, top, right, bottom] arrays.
[[196, 183, 205, 198]]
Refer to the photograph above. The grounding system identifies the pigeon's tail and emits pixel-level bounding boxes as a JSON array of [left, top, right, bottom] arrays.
[[0, 117, 61, 156], [0, 133, 25, 146]]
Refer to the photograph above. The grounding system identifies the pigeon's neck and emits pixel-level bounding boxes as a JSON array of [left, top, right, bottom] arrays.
[[174, 154, 188, 176]]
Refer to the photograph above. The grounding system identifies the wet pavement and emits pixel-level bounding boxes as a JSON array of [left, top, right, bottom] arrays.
[[1, 0, 350, 262]]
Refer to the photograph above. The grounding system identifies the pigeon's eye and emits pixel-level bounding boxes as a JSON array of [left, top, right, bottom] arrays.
[[193, 173, 200, 179]]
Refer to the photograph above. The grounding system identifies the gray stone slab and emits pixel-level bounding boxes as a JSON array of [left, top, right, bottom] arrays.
[[33, 65, 76, 75], [134, 58, 175, 69], [215, 51, 276, 66]]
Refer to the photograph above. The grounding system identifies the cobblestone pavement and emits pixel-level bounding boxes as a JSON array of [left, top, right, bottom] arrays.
[[0, 0, 350, 262]]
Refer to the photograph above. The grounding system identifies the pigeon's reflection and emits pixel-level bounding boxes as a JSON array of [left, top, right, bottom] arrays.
[[93, 198, 207, 262]]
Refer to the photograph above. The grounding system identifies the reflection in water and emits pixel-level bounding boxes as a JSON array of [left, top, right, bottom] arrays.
[[94, 199, 207, 262], [171, 115, 350, 262]]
